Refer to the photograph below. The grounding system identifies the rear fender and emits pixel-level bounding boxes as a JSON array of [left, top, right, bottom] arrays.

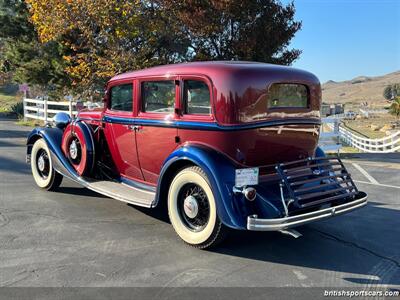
[[155, 144, 253, 229]]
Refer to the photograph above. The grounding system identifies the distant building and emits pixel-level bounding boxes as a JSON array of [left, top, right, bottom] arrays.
[[321, 103, 344, 116]]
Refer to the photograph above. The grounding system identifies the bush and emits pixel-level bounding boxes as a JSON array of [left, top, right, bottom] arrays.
[[389, 97, 400, 119], [10, 101, 24, 117]]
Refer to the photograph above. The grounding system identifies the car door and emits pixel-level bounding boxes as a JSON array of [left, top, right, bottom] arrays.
[[135, 78, 179, 184], [103, 81, 144, 181]]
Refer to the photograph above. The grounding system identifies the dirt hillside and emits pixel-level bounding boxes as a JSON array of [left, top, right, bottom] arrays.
[[322, 70, 400, 106]]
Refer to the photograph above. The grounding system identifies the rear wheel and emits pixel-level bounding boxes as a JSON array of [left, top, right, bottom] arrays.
[[168, 166, 228, 249], [31, 138, 63, 190]]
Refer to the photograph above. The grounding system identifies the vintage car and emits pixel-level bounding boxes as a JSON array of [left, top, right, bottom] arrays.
[[26, 61, 367, 248]]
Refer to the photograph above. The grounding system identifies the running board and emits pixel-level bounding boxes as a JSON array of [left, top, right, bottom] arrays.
[[85, 180, 154, 207], [50, 151, 155, 208]]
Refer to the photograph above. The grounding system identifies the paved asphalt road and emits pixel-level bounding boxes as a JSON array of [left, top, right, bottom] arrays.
[[0, 116, 399, 289]]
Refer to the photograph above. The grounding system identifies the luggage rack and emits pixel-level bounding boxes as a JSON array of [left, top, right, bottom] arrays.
[[275, 156, 358, 214]]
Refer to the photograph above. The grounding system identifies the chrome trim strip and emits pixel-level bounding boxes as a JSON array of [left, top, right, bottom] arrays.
[[247, 193, 368, 231], [103, 115, 321, 131]]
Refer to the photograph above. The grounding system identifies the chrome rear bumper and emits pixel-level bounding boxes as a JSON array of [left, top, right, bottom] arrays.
[[247, 192, 367, 231]]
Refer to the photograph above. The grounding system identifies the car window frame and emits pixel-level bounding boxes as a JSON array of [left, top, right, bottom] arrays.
[[105, 80, 135, 117], [178, 75, 214, 122], [266, 82, 310, 111], [137, 76, 179, 120]]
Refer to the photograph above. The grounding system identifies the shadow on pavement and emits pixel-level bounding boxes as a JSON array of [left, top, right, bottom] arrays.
[[131, 204, 170, 223], [0, 155, 30, 174], [0, 129, 31, 139], [206, 201, 400, 286], [341, 152, 400, 163], [0, 139, 24, 147], [54, 186, 109, 199]]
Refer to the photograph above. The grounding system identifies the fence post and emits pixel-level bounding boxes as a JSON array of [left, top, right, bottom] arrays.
[[23, 98, 27, 122], [391, 136, 394, 152], [43, 98, 48, 124], [68, 100, 73, 117]]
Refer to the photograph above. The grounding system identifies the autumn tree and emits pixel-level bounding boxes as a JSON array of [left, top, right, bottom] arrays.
[[25, 0, 182, 96], [26, 0, 302, 96], [0, 0, 69, 94]]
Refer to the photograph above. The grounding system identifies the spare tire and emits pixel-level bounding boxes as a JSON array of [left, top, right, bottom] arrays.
[[61, 121, 95, 176]]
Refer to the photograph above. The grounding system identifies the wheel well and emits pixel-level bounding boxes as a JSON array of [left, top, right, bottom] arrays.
[[27, 134, 42, 155], [155, 159, 197, 210]]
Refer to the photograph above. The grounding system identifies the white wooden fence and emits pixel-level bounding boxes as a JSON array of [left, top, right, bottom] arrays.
[[319, 117, 342, 152], [338, 126, 400, 153], [324, 120, 400, 153], [23, 98, 78, 122], [23, 98, 101, 122]]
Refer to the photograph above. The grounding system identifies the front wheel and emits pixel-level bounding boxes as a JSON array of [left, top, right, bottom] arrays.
[[31, 138, 63, 191], [168, 166, 228, 249]]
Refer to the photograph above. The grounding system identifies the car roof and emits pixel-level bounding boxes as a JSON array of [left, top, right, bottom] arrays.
[[110, 61, 300, 82]]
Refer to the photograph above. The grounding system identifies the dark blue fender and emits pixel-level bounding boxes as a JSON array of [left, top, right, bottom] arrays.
[[155, 144, 282, 230], [26, 123, 94, 183], [155, 144, 244, 229], [315, 146, 326, 158]]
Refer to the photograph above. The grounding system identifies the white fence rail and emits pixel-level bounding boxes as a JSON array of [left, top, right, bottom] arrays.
[[23, 98, 101, 122], [24, 98, 78, 122], [339, 126, 400, 153], [324, 120, 400, 153]]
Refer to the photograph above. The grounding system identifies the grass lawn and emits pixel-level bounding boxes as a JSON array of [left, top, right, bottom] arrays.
[[0, 92, 21, 112], [0, 83, 22, 112], [339, 146, 359, 153], [15, 119, 44, 127], [343, 114, 398, 139]]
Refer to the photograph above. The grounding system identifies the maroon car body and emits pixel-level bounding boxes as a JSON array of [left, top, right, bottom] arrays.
[[79, 61, 321, 183], [27, 61, 367, 248]]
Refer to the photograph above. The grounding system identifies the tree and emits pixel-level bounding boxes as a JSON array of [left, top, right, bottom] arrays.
[[26, 0, 302, 96], [383, 84, 400, 101], [383, 85, 393, 100], [0, 0, 70, 96], [158, 0, 302, 64], [26, 0, 178, 96], [389, 97, 400, 119]]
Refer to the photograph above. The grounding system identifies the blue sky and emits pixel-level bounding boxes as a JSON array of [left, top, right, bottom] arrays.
[[283, 0, 400, 83]]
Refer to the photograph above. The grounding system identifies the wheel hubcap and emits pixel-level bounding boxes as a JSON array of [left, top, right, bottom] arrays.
[[183, 195, 199, 218], [36, 149, 50, 179], [37, 155, 45, 172], [69, 139, 78, 160], [178, 183, 210, 232]]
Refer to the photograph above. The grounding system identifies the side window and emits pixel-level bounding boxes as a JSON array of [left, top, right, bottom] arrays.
[[142, 81, 175, 113], [110, 84, 133, 111], [184, 80, 211, 115]]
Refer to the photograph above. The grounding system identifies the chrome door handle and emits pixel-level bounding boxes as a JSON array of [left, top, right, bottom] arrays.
[[128, 125, 142, 131]]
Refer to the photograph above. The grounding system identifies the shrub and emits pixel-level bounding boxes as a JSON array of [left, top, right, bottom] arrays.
[[10, 101, 24, 117], [389, 97, 400, 119]]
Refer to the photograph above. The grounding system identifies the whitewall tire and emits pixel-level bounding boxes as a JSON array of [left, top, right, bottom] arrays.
[[168, 166, 227, 249], [31, 138, 63, 191]]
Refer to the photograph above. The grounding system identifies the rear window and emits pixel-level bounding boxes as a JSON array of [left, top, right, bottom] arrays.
[[238, 83, 310, 122], [268, 84, 308, 109]]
